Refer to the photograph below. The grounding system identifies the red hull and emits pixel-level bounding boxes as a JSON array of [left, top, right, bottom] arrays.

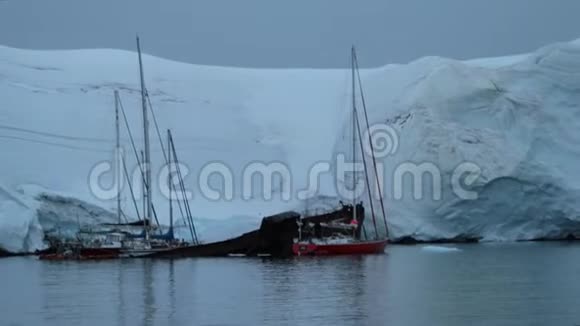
[[38, 248, 120, 261], [292, 239, 388, 256], [39, 253, 119, 261]]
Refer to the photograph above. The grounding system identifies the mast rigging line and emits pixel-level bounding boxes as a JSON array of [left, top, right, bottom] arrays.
[[118, 96, 146, 180], [136, 37, 188, 236], [0, 134, 111, 152], [137, 35, 153, 239], [168, 130, 173, 236], [169, 131, 199, 244], [351, 47, 379, 240], [351, 45, 357, 230], [116, 43, 187, 234], [122, 156, 142, 221], [118, 94, 160, 227], [352, 49, 390, 238], [115, 90, 122, 225], [138, 64, 193, 239], [354, 108, 379, 239], [0, 124, 112, 143], [172, 142, 198, 243], [0, 122, 176, 148], [119, 210, 130, 224], [146, 92, 168, 164], [145, 90, 191, 236], [146, 91, 190, 232]]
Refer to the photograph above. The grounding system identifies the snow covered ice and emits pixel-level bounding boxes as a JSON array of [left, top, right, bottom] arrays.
[[2, 38, 580, 253], [420, 246, 461, 253]]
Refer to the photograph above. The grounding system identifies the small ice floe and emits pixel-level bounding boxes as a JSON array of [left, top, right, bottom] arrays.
[[227, 253, 247, 257], [420, 245, 461, 253]]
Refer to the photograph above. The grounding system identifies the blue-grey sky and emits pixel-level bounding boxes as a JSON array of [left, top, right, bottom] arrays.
[[1, 0, 579, 68]]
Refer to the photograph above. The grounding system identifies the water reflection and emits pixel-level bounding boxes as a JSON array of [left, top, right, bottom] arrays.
[[116, 261, 126, 326], [3, 243, 580, 326], [259, 256, 368, 325], [142, 259, 155, 326], [167, 259, 176, 325]]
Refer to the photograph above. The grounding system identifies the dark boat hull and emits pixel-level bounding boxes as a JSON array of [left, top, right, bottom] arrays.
[[147, 205, 362, 258], [146, 230, 260, 258], [79, 248, 120, 259]]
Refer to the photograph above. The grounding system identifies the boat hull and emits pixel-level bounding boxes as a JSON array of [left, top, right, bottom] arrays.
[[79, 248, 120, 259], [38, 248, 121, 261], [120, 248, 171, 258], [292, 239, 388, 256]]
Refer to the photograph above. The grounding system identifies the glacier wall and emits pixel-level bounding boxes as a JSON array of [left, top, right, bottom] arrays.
[[2, 39, 580, 252], [357, 42, 580, 241]]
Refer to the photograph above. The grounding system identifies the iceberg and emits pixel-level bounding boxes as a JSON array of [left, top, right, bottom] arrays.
[[2, 38, 580, 253]]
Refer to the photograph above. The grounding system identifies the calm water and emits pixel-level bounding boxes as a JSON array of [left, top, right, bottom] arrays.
[[1, 243, 580, 326]]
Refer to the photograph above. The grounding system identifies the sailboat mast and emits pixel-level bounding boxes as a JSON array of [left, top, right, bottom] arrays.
[[350, 47, 380, 239], [353, 50, 389, 239], [114, 90, 121, 224], [351, 46, 357, 223], [137, 36, 151, 239], [141, 150, 147, 231], [167, 129, 173, 235], [354, 97, 379, 239]]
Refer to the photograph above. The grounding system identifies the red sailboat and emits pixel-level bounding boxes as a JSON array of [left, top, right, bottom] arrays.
[[293, 47, 390, 256], [292, 238, 388, 256]]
